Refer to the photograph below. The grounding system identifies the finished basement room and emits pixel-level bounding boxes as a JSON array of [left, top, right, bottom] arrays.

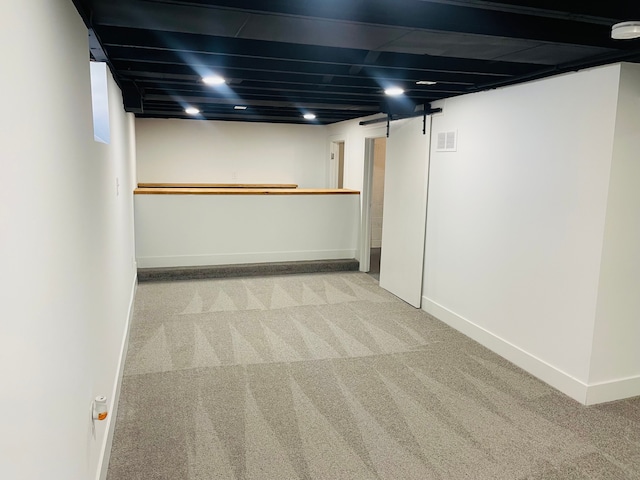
[[3, 1, 640, 479]]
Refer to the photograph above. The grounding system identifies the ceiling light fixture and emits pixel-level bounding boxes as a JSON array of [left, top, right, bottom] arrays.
[[384, 87, 404, 96], [611, 21, 640, 39], [185, 107, 200, 115], [416, 80, 437, 85], [234, 106, 248, 110], [202, 75, 226, 85], [303, 113, 316, 120]]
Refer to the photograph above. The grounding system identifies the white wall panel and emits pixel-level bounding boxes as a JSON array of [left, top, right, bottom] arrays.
[[135, 194, 360, 267], [0, 2, 137, 478], [422, 65, 621, 401], [589, 63, 640, 400], [136, 118, 328, 188]]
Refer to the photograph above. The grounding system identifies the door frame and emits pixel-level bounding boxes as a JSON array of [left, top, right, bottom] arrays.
[[359, 135, 387, 272], [328, 137, 346, 189]]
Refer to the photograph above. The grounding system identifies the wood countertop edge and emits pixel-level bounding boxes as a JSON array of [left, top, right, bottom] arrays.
[[134, 188, 360, 195], [138, 183, 299, 189]]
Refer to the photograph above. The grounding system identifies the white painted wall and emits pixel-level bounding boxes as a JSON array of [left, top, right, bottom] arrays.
[[422, 65, 621, 403], [135, 194, 360, 267], [0, 2, 137, 478], [588, 63, 640, 402], [136, 118, 328, 187]]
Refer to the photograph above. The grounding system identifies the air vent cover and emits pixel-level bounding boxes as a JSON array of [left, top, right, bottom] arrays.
[[436, 130, 457, 152]]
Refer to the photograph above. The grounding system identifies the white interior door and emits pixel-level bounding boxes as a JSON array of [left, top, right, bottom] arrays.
[[379, 116, 430, 307]]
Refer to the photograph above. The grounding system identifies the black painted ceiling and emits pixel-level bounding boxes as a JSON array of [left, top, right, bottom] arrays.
[[73, 0, 640, 125]]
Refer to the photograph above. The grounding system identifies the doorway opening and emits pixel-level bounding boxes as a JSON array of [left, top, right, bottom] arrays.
[[368, 137, 386, 280], [331, 141, 345, 188]]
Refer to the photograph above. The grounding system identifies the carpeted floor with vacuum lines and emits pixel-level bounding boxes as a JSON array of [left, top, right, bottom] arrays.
[[107, 272, 640, 479]]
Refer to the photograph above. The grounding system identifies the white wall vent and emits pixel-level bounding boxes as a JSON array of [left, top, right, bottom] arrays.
[[436, 130, 457, 152]]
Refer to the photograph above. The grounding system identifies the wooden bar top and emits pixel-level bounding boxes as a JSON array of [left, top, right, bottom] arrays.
[[134, 187, 360, 195], [138, 182, 299, 189]]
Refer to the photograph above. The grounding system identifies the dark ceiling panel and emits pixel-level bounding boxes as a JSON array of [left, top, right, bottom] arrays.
[[382, 30, 616, 64], [495, 44, 616, 65], [237, 15, 409, 51], [92, 0, 251, 37], [74, 0, 640, 124], [383, 30, 542, 60], [93, 0, 619, 46]]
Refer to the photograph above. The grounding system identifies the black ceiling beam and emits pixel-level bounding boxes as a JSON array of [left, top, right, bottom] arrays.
[[88, 29, 109, 62], [106, 47, 515, 84], [142, 94, 380, 112], [111, 60, 490, 88], [147, 92, 384, 108], [105, 44, 515, 79], [97, 26, 539, 77], [142, 87, 395, 103], [137, 112, 345, 125], [120, 69, 472, 93], [125, 88, 442, 112], [74, 0, 109, 62], [422, 0, 635, 23], [143, 102, 360, 115], [141, 111, 358, 123], [140, 106, 360, 122], [138, 82, 465, 99]]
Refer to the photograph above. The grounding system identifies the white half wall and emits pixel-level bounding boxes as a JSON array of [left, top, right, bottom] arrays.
[[0, 2, 137, 478], [422, 64, 622, 404], [135, 194, 360, 267], [136, 118, 329, 187]]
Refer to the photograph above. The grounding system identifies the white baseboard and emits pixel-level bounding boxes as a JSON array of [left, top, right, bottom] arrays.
[[585, 375, 640, 405], [421, 296, 590, 405], [97, 272, 137, 480], [422, 297, 640, 405], [136, 249, 357, 268]]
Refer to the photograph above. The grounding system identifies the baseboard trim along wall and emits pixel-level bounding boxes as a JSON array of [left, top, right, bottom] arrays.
[[585, 375, 640, 406], [421, 297, 591, 404], [422, 297, 640, 405], [97, 273, 138, 480], [136, 249, 358, 269]]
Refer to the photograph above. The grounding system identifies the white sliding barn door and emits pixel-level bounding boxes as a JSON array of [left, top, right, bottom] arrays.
[[379, 116, 430, 307]]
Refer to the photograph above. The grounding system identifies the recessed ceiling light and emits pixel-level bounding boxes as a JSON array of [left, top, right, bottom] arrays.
[[185, 107, 200, 115], [611, 21, 640, 39], [416, 80, 437, 85], [303, 113, 316, 120], [234, 106, 248, 110], [384, 87, 404, 96], [202, 75, 226, 85]]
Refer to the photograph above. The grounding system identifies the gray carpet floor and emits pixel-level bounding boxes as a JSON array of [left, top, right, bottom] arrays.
[[107, 272, 640, 479]]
